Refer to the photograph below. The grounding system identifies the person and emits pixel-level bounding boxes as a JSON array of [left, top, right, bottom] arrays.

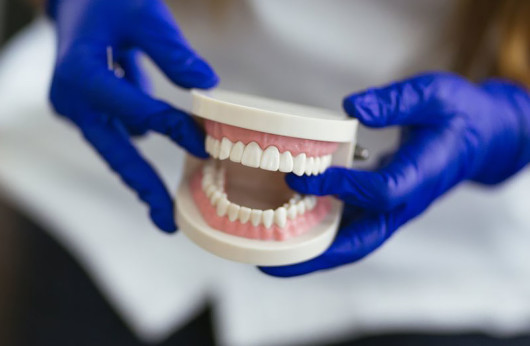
[[0, 0, 529, 345]]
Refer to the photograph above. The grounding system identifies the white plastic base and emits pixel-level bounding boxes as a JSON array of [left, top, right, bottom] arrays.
[[176, 175, 343, 266]]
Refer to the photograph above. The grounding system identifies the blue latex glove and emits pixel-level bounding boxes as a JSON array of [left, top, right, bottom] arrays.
[[47, 0, 218, 232], [262, 72, 530, 277]]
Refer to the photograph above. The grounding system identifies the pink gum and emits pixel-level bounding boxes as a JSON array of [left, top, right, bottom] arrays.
[[191, 170, 332, 241], [205, 120, 339, 157]]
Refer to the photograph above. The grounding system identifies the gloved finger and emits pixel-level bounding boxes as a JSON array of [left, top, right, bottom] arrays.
[[343, 72, 466, 128], [76, 111, 177, 233], [117, 50, 152, 95], [286, 127, 456, 211], [129, 0, 218, 89], [260, 209, 402, 277], [52, 48, 208, 158]]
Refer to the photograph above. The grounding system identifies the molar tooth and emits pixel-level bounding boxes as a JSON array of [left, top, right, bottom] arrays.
[[296, 200, 306, 215], [279, 151, 294, 173], [305, 157, 315, 175], [219, 138, 233, 160], [320, 154, 331, 172], [241, 142, 262, 168], [210, 191, 222, 206], [287, 204, 298, 220], [228, 203, 240, 222], [211, 138, 221, 159], [260, 146, 280, 171], [274, 207, 287, 228], [205, 136, 215, 156], [216, 197, 229, 217], [289, 194, 302, 205], [312, 157, 321, 175], [250, 209, 263, 227], [262, 209, 274, 228], [239, 207, 251, 224], [230, 141, 245, 163], [293, 153, 306, 176], [205, 185, 216, 198], [201, 175, 213, 190], [304, 196, 317, 210]]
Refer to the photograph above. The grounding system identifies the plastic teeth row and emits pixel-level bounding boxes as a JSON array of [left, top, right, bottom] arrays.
[[205, 135, 332, 176], [202, 163, 317, 228]]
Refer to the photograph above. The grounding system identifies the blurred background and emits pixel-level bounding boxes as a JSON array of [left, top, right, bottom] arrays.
[[1, 1, 530, 346]]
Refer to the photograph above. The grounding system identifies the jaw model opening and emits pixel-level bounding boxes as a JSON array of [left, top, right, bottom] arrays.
[[190, 119, 337, 241], [176, 89, 358, 265]]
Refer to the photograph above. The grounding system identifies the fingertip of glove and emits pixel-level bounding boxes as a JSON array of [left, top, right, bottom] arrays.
[[177, 58, 219, 89], [343, 91, 381, 125], [151, 210, 177, 234], [258, 266, 297, 278]]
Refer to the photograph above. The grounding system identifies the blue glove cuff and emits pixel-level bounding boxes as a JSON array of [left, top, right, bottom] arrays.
[[45, 0, 59, 19]]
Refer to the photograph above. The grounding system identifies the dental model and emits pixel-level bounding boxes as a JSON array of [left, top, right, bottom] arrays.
[[176, 90, 358, 265]]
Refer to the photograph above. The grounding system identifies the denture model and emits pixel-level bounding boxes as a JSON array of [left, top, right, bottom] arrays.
[[176, 89, 358, 265]]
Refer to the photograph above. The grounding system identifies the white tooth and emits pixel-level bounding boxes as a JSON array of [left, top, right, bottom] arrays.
[[239, 207, 251, 224], [304, 196, 317, 211], [205, 185, 216, 198], [201, 175, 213, 190], [296, 200, 306, 215], [262, 209, 274, 228], [287, 204, 298, 220], [289, 194, 302, 204], [210, 191, 222, 206], [260, 146, 280, 171], [320, 154, 331, 172], [205, 136, 215, 156], [219, 138, 233, 160], [211, 139, 221, 159], [251, 209, 263, 227], [216, 197, 229, 217], [279, 151, 294, 173], [305, 157, 315, 175], [312, 157, 321, 175], [274, 207, 287, 228], [293, 153, 306, 176], [241, 142, 262, 168], [228, 203, 240, 222], [230, 141, 245, 163]]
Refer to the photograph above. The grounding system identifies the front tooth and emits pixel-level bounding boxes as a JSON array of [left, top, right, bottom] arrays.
[[287, 205, 297, 220], [230, 141, 245, 163], [210, 191, 222, 206], [260, 146, 280, 171], [251, 209, 263, 227], [211, 139, 221, 159], [216, 197, 229, 217], [239, 207, 251, 224], [241, 142, 262, 168], [228, 203, 240, 222], [305, 157, 315, 175], [293, 153, 306, 176], [279, 151, 294, 172], [296, 200, 306, 215], [274, 207, 287, 228], [262, 209, 274, 228], [219, 138, 233, 160], [312, 157, 321, 175]]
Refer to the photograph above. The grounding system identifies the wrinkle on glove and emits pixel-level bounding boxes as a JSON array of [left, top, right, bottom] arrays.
[[262, 72, 530, 277], [46, 0, 218, 232]]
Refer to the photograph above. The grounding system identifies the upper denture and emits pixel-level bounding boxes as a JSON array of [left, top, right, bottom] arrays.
[[205, 120, 338, 157]]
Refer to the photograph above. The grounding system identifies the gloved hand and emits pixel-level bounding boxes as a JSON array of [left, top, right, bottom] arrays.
[[47, 0, 218, 232], [262, 72, 530, 277]]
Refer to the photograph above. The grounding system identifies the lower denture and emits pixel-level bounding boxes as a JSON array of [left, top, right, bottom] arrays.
[[190, 169, 332, 241]]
